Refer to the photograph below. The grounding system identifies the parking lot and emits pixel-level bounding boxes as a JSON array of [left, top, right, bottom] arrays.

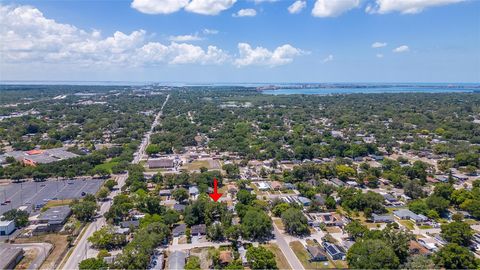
[[0, 179, 104, 215]]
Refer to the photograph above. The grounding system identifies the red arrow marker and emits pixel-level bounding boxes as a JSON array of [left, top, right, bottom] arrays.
[[209, 178, 223, 202]]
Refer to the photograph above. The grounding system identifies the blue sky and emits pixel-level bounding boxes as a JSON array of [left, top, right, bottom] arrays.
[[1, 0, 479, 83]]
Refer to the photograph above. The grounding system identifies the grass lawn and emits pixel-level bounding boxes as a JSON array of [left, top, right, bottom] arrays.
[[264, 244, 292, 270], [42, 199, 72, 211], [94, 161, 118, 173], [464, 219, 479, 225], [333, 260, 349, 268], [290, 241, 335, 269], [399, 220, 415, 230], [182, 160, 210, 171], [274, 218, 285, 231], [419, 225, 433, 229]]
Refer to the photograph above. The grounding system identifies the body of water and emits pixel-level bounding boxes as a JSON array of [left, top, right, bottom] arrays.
[[262, 85, 479, 95]]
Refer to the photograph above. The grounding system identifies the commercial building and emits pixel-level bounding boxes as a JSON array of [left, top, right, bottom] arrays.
[[0, 244, 24, 270], [2, 148, 78, 166], [0, 220, 15, 236], [148, 158, 174, 169], [36, 205, 71, 232]]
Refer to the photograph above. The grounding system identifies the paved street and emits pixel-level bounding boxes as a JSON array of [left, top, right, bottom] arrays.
[[273, 222, 305, 270], [61, 94, 169, 270]]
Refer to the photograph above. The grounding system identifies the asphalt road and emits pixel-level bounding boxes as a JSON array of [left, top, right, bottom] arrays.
[[61, 94, 169, 270], [0, 179, 104, 215], [273, 222, 305, 270]]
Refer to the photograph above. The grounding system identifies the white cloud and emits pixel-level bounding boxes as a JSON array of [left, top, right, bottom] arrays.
[[203, 28, 219, 35], [252, 0, 278, 3], [376, 53, 384, 58], [371, 42, 387, 48], [185, 0, 237, 15], [288, 1, 307, 14], [234, 43, 305, 67], [393, 45, 409, 53], [233, 8, 257, 17], [322, 54, 334, 63], [1, 4, 308, 70], [0, 4, 228, 66], [130, 0, 236, 15], [168, 34, 202, 42], [135, 42, 229, 65], [131, 0, 189, 14], [312, 0, 360, 17], [366, 0, 464, 14]]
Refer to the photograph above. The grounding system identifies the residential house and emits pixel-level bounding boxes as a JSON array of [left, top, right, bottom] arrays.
[[270, 181, 282, 190], [297, 196, 312, 206], [307, 245, 328, 262], [371, 213, 394, 223], [189, 186, 199, 197], [172, 224, 187, 237], [219, 251, 233, 265], [394, 209, 428, 224], [120, 220, 139, 229], [173, 204, 186, 212], [191, 224, 206, 236], [409, 240, 431, 255], [323, 242, 346, 260], [159, 189, 172, 197], [330, 178, 345, 187], [284, 183, 295, 190]]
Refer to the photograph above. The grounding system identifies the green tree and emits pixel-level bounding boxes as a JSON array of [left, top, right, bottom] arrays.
[[1, 209, 29, 227], [272, 203, 290, 217], [434, 243, 477, 269], [402, 255, 436, 269], [425, 196, 449, 214], [344, 220, 368, 240], [347, 239, 400, 269], [71, 199, 97, 222], [241, 209, 272, 240], [172, 188, 189, 203], [185, 256, 201, 270], [281, 207, 309, 236], [96, 187, 109, 201], [246, 246, 278, 270], [88, 226, 126, 250], [441, 221, 474, 247], [236, 189, 256, 205], [79, 258, 108, 270], [104, 179, 117, 191]]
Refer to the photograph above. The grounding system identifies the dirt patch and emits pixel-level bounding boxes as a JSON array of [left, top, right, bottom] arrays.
[[15, 234, 69, 269], [325, 226, 341, 233], [189, 247, 213, 269], [15, 248, 38, 270]]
